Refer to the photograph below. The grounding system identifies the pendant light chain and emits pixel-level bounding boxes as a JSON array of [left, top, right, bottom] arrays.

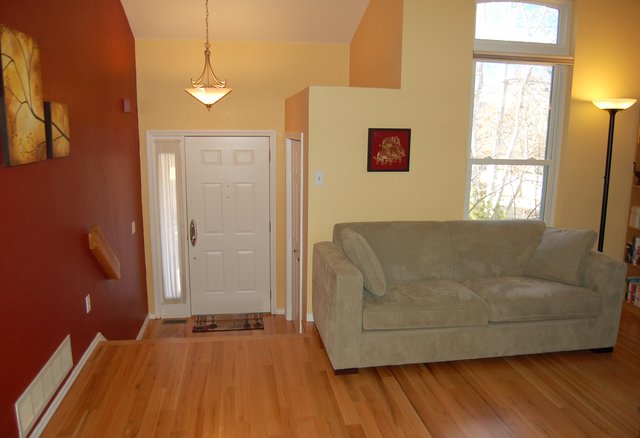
[[205, 0, 210, 47]]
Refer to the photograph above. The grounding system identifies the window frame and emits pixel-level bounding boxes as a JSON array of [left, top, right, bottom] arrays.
[[465, 0, 573, 222]]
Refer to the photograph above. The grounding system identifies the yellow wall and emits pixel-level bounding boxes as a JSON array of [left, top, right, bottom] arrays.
[[139, 0, 640, 316], [555, 0, 640, 256], [349, 0, 403, 88], [136, 40, 349, 313], [304, 0, 476, 312], [296, 0, 640, 314], [307, 0, 475, 233]]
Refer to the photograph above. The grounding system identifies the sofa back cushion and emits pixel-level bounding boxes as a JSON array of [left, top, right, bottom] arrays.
[[524, 227, 596, 286], [341, 228, 387, 296], [446, 220, 546, 281], [334, 222, 454, 287]]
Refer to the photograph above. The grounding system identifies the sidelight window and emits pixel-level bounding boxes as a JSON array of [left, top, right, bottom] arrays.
[[154, 140, 187, 303]]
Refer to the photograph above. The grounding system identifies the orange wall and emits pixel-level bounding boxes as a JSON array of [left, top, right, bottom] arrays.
[[0, 1, 147, 435], [349, 0, 403, 88]]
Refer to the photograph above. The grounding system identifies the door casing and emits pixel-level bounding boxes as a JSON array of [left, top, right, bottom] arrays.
[[285, 133, 304, 333], [146, 130, 277, 318]]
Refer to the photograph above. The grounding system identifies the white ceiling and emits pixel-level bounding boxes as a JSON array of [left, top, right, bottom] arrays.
[[120, 0, 370, 44]]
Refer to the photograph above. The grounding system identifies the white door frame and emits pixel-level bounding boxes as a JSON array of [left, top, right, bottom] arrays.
[[285, 132, 304, 328], [146, 130, 277, 318]]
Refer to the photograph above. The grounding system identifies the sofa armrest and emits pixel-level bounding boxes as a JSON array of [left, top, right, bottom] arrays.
[[313, 241, 364, 370], [582, 250, 626, 297], [582, 250, 626, 344]]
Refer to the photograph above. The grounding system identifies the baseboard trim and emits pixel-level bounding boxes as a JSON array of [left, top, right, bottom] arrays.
[[30, 332, 106, 437], [273, 309, 311, 321], [136, 314, 151, 340]]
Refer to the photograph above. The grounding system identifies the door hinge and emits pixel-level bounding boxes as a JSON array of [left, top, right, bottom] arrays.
[[269, 222, 271, 233]]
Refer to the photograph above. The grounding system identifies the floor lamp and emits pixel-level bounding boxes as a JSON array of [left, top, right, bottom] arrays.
[[592, 98, 637, 252]]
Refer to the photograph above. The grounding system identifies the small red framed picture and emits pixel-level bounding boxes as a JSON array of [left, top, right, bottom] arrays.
[[367, 128, 411, 172]]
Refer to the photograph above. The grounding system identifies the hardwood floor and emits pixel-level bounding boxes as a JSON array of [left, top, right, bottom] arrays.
[[43, 307, 640, 437]]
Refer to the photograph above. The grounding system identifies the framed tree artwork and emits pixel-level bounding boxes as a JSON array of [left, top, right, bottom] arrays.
[[0, 25, 47, 166], [367, 128, 411, 172]]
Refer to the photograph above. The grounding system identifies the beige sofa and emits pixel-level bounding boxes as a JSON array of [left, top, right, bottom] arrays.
[[312, 220, 626, 371]]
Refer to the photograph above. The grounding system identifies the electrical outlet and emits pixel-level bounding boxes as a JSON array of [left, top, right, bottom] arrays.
[[85, 294, 91, 314]]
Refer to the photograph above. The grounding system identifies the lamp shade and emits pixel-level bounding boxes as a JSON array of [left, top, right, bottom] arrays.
[[185, 86, 232, 109], [592, 98, 637, 110]]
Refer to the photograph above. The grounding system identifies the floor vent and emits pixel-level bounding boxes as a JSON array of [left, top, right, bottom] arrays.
[[162, 318, 188, 324], [15, 335, 73, 437]]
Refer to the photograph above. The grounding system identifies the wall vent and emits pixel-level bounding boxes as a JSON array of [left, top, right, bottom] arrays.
[[15, 335, 73, 437]]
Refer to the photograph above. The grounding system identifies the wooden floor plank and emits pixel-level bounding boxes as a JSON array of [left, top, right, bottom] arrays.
[[43, 310, 640, 437]]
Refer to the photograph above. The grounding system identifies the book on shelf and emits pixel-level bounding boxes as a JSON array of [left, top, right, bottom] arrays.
[[625, 276, 640, 306], [627, 237, 640, 265]]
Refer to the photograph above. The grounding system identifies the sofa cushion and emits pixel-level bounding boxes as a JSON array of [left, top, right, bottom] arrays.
[[362, 280, 489, 330], [465, 276, 601, 322], [334, 221, 453, 286], [446, 220, 546, 281], [341, 228, 387, 296], [524, 228, 596, 286]]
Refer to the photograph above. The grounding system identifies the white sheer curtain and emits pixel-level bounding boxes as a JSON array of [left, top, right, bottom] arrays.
[[155, 141, 186, 303]]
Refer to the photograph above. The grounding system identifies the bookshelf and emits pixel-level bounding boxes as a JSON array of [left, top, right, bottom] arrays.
[[624, 121, 640, 307]]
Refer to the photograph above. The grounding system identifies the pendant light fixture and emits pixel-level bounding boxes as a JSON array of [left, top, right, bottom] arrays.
[[185, 0, 231, 110]]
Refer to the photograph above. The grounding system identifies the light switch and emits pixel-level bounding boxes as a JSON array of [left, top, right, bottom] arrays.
[[315, 170, 324, 186]]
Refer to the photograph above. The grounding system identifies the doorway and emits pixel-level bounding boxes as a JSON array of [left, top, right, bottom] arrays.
[[147, 131, 276, 318], [286, 133, 304, 334]]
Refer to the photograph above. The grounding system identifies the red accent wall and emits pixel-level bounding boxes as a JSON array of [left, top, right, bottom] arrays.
[[0, 1, 147, 435]]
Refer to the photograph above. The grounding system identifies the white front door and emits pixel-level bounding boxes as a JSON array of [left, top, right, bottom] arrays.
[[185, 136, 271, 315]]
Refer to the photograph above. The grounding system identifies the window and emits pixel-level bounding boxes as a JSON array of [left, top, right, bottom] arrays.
[[466, 0, 572, 221], [153, 140, 187, 304], [476, 1, 561, 46]]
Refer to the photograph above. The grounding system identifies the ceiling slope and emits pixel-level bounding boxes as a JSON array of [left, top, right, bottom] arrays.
[[120, 0, 369, 44]]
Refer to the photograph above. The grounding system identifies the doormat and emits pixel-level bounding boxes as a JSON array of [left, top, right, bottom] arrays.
[[192, 313, 264, 332]]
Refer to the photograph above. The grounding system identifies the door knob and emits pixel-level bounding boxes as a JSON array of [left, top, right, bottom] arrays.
[[190, 219, 198, 246]]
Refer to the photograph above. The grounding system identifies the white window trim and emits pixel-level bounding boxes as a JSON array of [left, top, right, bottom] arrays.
[[542, 63, 568, 224], [465, 0, 572, 223]]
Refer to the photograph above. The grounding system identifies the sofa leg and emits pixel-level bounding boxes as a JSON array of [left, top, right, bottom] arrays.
[[591, 347, 614, 353], [334, 368, 359, 375]]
